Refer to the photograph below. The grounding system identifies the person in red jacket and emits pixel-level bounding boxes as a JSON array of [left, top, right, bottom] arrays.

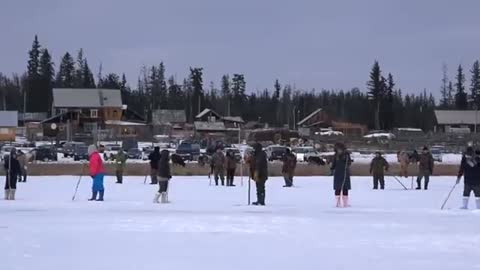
[[88, 145, 105, 201]]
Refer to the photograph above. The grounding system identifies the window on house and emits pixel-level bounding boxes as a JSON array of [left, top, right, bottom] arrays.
[[59, 108, 68, 115], [90, 109, 98, 118], [113, 110, 118, 118]]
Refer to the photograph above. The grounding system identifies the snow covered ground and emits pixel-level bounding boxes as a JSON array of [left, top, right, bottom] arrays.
[[1, 176, 479, 270]]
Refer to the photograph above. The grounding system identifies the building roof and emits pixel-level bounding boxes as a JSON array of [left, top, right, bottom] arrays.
[[105, 120, 146, 126], [152, 110, 187, 125], [53, 88, 122, 108], [434, 110, 480, 125], [196, 108, 222, 119], [222, 116, 245, 124], [298, 108, 323, 126], [0, 111, 18, 127], [18, 112, 48, 122], [194, 121, 226, 132]]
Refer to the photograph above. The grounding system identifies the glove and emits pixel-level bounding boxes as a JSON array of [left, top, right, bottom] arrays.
[[456, 177, 461, 184], [168, 175, 172, 179]]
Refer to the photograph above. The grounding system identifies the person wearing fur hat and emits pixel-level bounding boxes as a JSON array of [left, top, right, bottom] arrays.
[[4, 148, 21, 200], [88, 145, 105, 201], [416, 146, 434, 190], [331, 143, 352, 207], [457, 147, 480, 209], [251, 143, 268, 205]]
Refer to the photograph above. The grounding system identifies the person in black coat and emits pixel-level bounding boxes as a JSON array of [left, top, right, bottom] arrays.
[[457, 147, 480, 209], [154, 150, 172, 204], [4, 148, 21, 200], [148, 147, 161, 185], [252, 143, 268, 206], [331, 143, 352, 207]]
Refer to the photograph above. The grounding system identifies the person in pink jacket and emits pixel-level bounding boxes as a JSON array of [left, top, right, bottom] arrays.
[[88, 145, 105, 201]]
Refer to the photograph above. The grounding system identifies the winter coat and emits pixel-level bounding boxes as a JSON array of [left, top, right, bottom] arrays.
[[148, 149, 161, 169], [226, 154, 237, 170], [458, 154, 480, 185], [418, 152, 434, 173], [246, 153, 255, 179], [282, 153, 297, 175], [397, 151, 409, 165], [17, 153, 27, 169], [4, 155, 21, 178], [115, 151, 127, 170], [89, 151, 104, 177], [331, 152, 352, 190], [157, 150, 171, 180], [211, 151, 226, 171], [370, 156, 389, 176], [253, 150, 268, 182]]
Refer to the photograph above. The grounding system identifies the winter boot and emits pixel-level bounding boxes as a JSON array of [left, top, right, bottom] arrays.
[[10, 189, 16, 200], [335, 196, 341, 207], [96, 190, 104, 201], [4, 189, 9, 200], [416, 180, 422, 190], [88, 191, 98, 201], [476, 198, 480, 210], [461, 197, 469, 210], [342, 196, 350, 208], [424, 181, 429, 190], [161, 192, 168, 203], [153, 192, 161, 203]]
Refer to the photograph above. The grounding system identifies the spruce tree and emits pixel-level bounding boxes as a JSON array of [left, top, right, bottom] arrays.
[[470, 60, 480, 108], [440, 64, 449, 108], [367, 61, 385, 129], [38, 49, 55, 114], [55, 52, 75, 88], [189, 67, 204, 115], [26, 35, 41, 112], [455, 65, 468, 110], [82, 60, 95, 88], [74, 49, 85, 88], [221, 75, 230, 116], [231, 74, 246, 117]]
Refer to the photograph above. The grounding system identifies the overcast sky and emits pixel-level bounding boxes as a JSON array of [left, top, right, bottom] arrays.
[[1, 0, 479, 96]]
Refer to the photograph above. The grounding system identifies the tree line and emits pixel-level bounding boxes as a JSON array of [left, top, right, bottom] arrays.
[[1, 35, 477, 131]]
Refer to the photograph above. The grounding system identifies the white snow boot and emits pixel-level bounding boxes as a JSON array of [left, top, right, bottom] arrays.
[[476, 198, 480, 209], [4, 189, 9, 200], [153, 192, 161, 204], [342, 196, 350, 208], [161, 192, 168, 204], [10, 189, 16, 200]]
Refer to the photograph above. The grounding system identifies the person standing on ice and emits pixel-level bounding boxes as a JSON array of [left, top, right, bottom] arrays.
[[370, 152, 389, 190], [88, 145, 105, 201], [4, 148, 21, 200], [153, 150, 172, 203], [456, 147, 480, 209], [114, 149, 127, 184], [282, 148, 297, 187], [148, 146, 161, 185], [397, 150, 409, 178], [416, 146, 434, 190], [16, 150, 28, 183], [225, 150, 237, 186], [252, 143, 268, 206], [331, 143, 352, 207], [211, 147, 226, 186]]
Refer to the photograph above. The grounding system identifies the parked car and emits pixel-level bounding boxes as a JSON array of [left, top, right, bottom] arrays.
[[32, 145, 58, 162], [430, 147, 444, 163], [265, 145, 288, 161], [292, 146, 319, 162], [1, 145, 14, 161], [62, 142, 86, 158], [73, 145, 89, 161], [105, 144, 122, 152], [176, 142, 201, 161], [127, 148, 143, 159], [142, 148, 154, 160]]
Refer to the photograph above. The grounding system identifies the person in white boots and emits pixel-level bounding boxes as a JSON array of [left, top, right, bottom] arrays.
[[331, 143, 352, 208], [154, 150, 172, 204], [457, 147, 480, 209], [4, 148, 21, 200]]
